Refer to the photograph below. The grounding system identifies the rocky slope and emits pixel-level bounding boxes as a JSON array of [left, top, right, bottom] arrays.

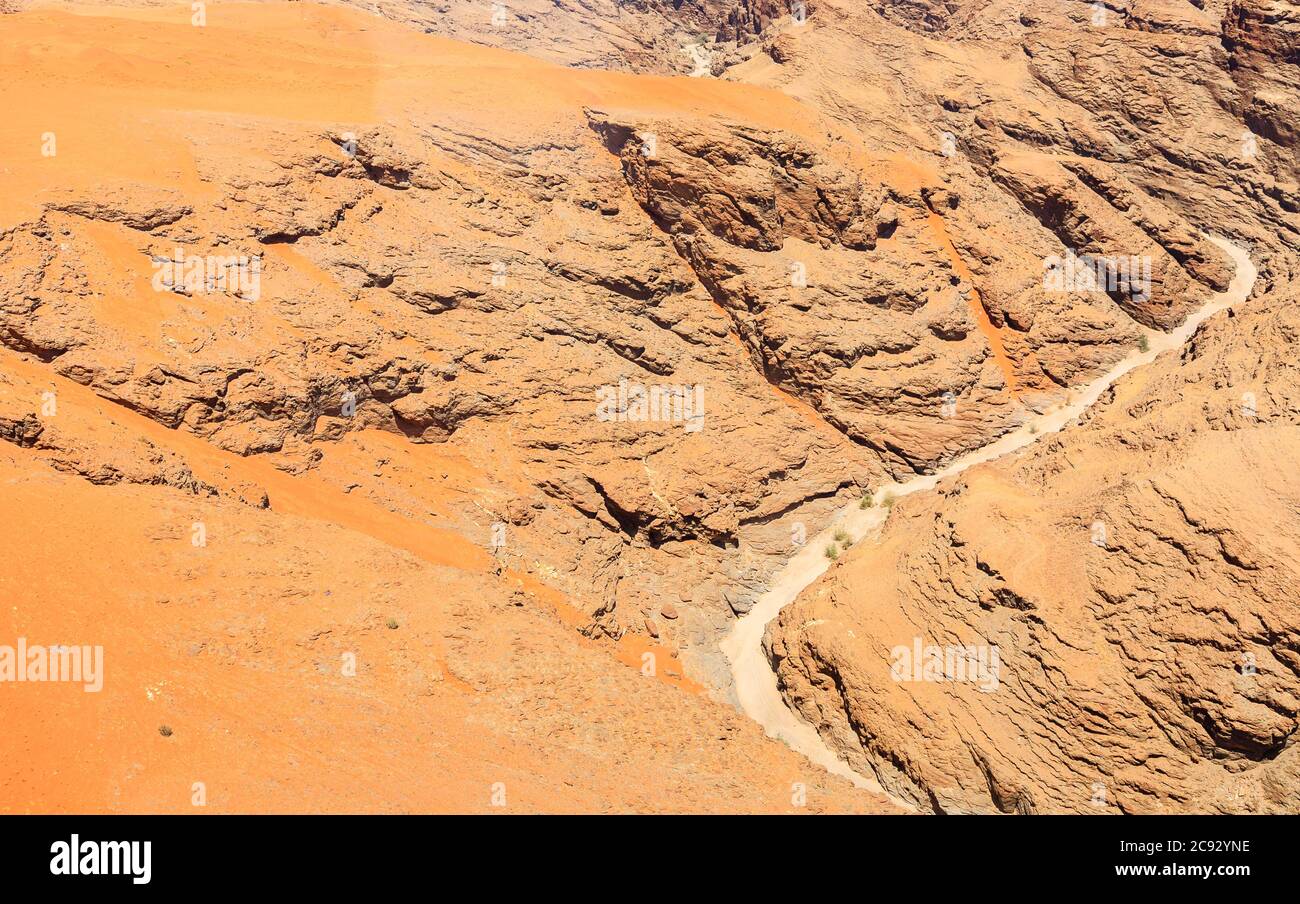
[[2, 0, 1296, 813], [0, 0, 904, 813], [757, 0, 1300, 815], [772, 251, 1300, 813], [2, 0, 1212, 706]]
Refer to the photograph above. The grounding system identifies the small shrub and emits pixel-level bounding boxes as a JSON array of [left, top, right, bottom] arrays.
[[823, 543, 839, 561], [833, 528, 853, 548], [1136, 334, 1150, 352], [859, 489, 874, 509], [386, 618, 399, 630], [158, 725, 173, 738], [882, 492, 896, 508]]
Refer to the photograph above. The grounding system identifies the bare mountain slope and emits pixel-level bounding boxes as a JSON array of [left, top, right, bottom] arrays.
[[1, 0, 1296, 812]]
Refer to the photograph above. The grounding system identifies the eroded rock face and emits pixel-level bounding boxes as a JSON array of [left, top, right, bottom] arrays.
[[589, 111, 880, 252], [3, 0, 1298, 813], [1225, 0, 1300, 152], [772, 272, 1300, 813], [4, 0, 1223, 694], [715, 0, 795, 43], [355, 0, 743, 73], [718, 0, 1300, 813], [0, 7, 903, 692], [990, 153, 1227, 329], [585, 110, 1180, 478], [0, 1, 914, 815]]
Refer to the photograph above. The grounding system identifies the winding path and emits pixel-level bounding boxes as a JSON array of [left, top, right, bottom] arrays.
[[720, 237, 1258, 804]]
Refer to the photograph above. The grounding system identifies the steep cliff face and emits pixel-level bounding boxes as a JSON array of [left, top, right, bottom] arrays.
[[1224, 0, 1300, 150]]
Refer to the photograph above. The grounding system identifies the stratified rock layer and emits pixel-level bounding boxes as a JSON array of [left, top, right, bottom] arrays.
[[774, 268, 1300, 813], [719, 0, 1300, 814]]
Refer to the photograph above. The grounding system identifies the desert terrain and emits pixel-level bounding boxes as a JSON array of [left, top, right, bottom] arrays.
[[0, 0, 1296, 814]]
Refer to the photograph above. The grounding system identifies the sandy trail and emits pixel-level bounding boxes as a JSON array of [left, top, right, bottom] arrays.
[[720, 237, 1258, 803]]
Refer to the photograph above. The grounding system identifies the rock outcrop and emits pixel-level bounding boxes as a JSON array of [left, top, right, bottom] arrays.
[[693, 0, 1300, 814], [0, 0, 905, 814], [773, 266, 1300, 813]]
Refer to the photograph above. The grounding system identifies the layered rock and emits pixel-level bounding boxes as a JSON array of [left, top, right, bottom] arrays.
[[772, 265, 1300, 813], [737, 0, 1300, 814], [5, 0, 1299, 814], [0, 1, 910, 814], [4, 0, 1209, 707]]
